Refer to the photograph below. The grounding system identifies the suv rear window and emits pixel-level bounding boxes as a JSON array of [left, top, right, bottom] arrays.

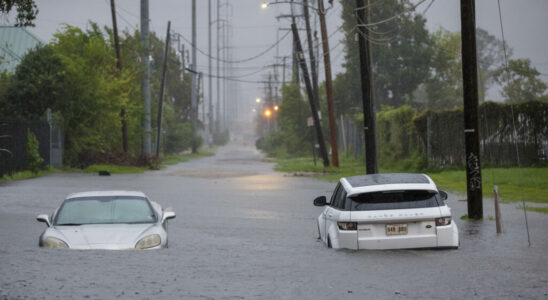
[[349, 190, 441, 211]]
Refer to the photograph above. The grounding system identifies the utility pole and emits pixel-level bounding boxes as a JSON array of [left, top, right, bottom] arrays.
[[208, 0, 213, 147], [460, 0, 483, 219], [110, 0, 128, 153], [216, 0, 221, 133], [355, 0, 378, 174], [290, 3, 300, 84], [190, 0, 198, 135], [292, 23, 329, 167], [140, 0, 151, 154], [318, 0, 339, 167], [155, 21, 171, 158], [198, 72, 204, 124], [282, 56, 287, 85], [303, 0, 319, 109]]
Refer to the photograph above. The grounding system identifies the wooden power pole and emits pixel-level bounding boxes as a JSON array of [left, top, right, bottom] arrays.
[[318, 0, 339, 167], [355, 0, 378, 174], [460, 0, 483, 219], [110, 0, 128, 153], [292, 23, 330, 167], [155, 21, 171, 157]]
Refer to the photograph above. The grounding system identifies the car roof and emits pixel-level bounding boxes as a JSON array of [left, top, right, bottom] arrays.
[[341, 173, 438, 197], [66, 190, 148, 199]]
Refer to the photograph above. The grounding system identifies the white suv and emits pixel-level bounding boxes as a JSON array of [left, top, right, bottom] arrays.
[[313, 173, 459, 250]]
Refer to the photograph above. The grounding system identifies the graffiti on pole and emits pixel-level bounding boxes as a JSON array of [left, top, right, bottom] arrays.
[[467, 152, 481, 191]]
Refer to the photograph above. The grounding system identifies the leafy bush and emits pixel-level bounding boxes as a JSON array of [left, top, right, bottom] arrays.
[[26, 129, 44, 173]]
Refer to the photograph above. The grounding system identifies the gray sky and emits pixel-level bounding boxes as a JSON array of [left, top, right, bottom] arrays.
[[7, 0, 548, 120]]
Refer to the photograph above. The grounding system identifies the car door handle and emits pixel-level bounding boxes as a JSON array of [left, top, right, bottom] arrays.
[[328, 214, 333, 218]]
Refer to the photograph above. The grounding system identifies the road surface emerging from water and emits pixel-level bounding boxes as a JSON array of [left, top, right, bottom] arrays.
[[1, 144, 546, 299]]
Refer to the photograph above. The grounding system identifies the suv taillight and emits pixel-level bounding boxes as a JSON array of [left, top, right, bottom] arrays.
[[435, 217, 452, 226], [337, 222, 357, 230]]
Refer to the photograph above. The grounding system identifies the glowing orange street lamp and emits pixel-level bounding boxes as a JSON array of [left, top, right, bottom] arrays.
[[264, 109, 272, 118], [274, 105, 279, 111]]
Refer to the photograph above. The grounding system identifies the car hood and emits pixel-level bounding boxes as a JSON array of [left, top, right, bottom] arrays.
[[53, 223, 156, 250]]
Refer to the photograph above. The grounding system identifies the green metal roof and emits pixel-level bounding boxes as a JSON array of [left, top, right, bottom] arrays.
[[0, 26, 43, 73]]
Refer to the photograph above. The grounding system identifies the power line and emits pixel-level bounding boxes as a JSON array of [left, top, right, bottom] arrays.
[[497, 0, 531, 247], [174, 30, 291, 64]]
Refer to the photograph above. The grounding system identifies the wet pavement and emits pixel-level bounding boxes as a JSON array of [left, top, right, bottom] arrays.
[[0, 143, 547, 299]]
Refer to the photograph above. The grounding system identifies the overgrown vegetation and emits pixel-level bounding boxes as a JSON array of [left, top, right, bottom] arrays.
[[25, 129, 43, 173], [0, 23, 207, 171]]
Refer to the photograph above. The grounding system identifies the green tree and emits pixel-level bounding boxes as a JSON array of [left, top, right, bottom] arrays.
[[425, 29, 462, 110], [494, 58, 547, 104], [476, 28, 512, 102], [337, 0, 433, 110], [261, 82, 311, 156], [1, 45, 65, 119], [0, 0, 38, 27]]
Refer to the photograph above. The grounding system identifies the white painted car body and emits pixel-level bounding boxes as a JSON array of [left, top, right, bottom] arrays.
[[314, 174, 459, 250], [37, 191, 175, 250]]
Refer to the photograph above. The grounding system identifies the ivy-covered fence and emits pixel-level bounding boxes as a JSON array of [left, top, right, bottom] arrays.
[[414, 101, 548, 166], [337, 101, 548, 168]]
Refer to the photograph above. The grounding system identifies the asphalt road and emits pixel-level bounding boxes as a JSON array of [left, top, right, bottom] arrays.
[[1, 143, 547, 299]]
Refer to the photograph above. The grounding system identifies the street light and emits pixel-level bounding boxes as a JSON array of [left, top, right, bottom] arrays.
[[274, 105, 279, 111], [264, 109, 272, 118], [256, 97, 261, 103], [261, 1, 330, 12]]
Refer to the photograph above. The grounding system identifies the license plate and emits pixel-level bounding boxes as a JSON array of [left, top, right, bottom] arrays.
[[386, 224, 408, 235]]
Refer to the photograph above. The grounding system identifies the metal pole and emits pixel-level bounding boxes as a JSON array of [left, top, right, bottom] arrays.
[[208, 0, 213, 147], [318, 0, 339, 167], [460, 0, 483, 219], [110, 0, 128, 153], [140, 0, 151, 154], [216, 0, 221, 133], [292, 23, 329, 167], [355, 0, 378, 174], [191, 0, 198, 134], [155, 21, 171, 158]]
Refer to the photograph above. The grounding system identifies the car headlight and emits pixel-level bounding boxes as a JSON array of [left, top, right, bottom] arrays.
[[43, 237, 69, 249], [135, 234, 161, 249]]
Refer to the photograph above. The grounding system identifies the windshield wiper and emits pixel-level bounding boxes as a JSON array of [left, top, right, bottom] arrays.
[[56, 223, 83, 226]]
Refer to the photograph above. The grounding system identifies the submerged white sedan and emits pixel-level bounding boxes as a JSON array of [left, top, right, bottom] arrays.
[[37, 191, 175, 250], [313, 173, 459, 250]]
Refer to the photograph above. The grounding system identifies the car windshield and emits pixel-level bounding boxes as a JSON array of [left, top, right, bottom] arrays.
[[350, 190, 441, 211], [54, 196, 156, 225]]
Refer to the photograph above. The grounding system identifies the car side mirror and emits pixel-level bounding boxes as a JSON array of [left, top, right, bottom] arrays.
[[439, 190, 448, 201], [36, 214, 51, 227], [313, 196, 327, 206], [162, 210, 176, 223]]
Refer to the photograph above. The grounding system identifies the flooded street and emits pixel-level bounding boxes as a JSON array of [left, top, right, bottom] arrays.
[[1, 143, 547, 299]]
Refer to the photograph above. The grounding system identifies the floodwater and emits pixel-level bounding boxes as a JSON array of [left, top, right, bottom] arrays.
[[1, 144, 546, 299]]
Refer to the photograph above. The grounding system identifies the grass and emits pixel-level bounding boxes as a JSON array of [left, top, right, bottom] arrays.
[[274, 155, 548, 204], [0, 167, 63, 183], [83, 164, 149, 174], [1, 147, 216, 182], [428, 168, 548, 204], [521, 206, 548, 214]]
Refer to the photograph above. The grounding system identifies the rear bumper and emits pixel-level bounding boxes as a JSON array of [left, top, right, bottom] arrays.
[[335, 222, 459, 250]]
